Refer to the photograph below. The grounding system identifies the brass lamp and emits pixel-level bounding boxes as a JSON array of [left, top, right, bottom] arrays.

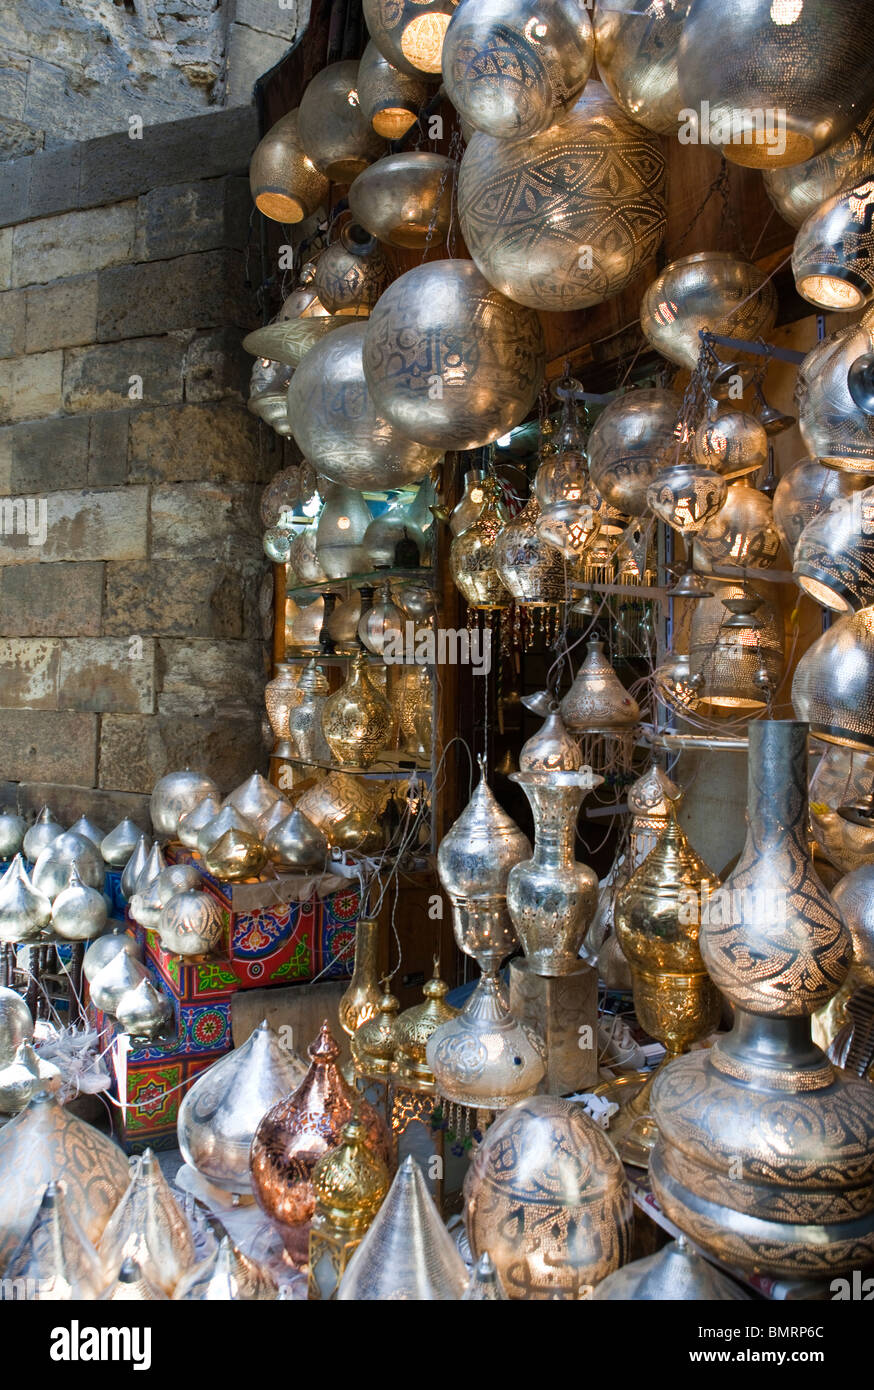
[[249, 110, 330, 224], [307, 1119, 390, 1301], [363, 0, 457, 77]]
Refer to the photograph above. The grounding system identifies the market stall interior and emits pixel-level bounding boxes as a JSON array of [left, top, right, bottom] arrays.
[[3, 0, 874, 1302]]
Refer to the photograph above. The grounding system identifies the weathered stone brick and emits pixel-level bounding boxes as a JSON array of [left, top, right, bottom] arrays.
[[0, 637, 60, 708], [96, 249, 248, 342], [0, 157, 30, 229], [0, 780, 151, 834], [0, 561, 104, 636], [0, 709, 98, 784], [0, 227, 12, 290], [27, 144, 83, 220], [104, 558, 259, 639], [79, 106, 259, 208], [0, 426, 11, 491], [98, 711, 264, 795], [135, 175, 250, 260], [0, 486, 149, 565], [87, 411, 129, 487], [62, 335, 186, 412], [128, 400, 266, 484], [58, 636, 156, 713], [230, 0, 303, 39], [11, 202, 136, 287], [184, 327, 250, 402], [25, 274, 98, 352], [150, 482, 260, 560], [158, 638, 267, 716], [0, 350, 63, 423], [226, 23, 291, 106], [5, 415, 90, 494], [0, 289, 26, 357]]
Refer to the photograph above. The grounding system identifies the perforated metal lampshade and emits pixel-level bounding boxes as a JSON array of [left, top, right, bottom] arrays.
[[792, 606, 874, 752]]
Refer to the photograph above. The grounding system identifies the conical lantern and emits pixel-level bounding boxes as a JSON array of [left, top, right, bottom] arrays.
[[337, 1155, 467, 1300], [290, 326, 440, 493], [764, 104, 874, 229], [0, 1090, 130, 1268], [0, 854, 51, 944], [195, 805, 257, 858], [0, 808, 26, 859], [458, 82, 666, 312], [320, 651, 395, 768], [450, 474, 512, 610], [68, 814, 104, 851], [177, 795, 222, 850], [587, 388, 684, 516], [298, 61, 386, 182], [159, 890, 225, 958], [792, 606, 874, 752], [338, 918, 383, 1038], [33, 830, 103, 899], [99, 1149, 197, 1295], [357, 39, 430, 140], [132, 840, 166, 896], [677, 0, 874, 168], [443, 0, 593, 139], [150, 769, 219, 841], [83, 929, 141, 985], [794, 487, 874, 613], [250, 109, 330, 224], [640, 252, 778, 371], [224, 772, 282, 831], [463, 1251, 508, 1300], [250, 1020, 393, 1265], [89, 948, 150, 1015], [561, 639, 640, 732], [120, 834, 150, 900], [178, 1019, 307, 1196], [100, 818, 149, 867], [612, 808, 722, 1167], [50, 864, 107, 941], [107, 1255, 168, 1301], [0, 985, 33, 1064], [22, 806, 63, 862], [264, 808, 328, 870], [173, 1235, 278, 1301], [426, 970, 546, 1111], [362, 258, 545, 451], [494, 492, 566, 606], [697, 479, 782, 569], [437, 755, 531, 971], [114, 979, 173, 1041], [651, 720, 874, 1277], [591, 1236, 748, 1301], [0, 1041, 60, 1116], [308, 1118, 391, 1300], [4, 1182, 106, 1300], [464, 1095, 633, 1299]]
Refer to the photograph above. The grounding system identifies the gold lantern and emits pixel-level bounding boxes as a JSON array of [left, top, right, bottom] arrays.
[[307, 1119, 390, 1300], [297, 61, 386, 183], [612, 808, 722, 1167], [792, 176, 874, 311], [349, 151, 454, 250], [320, 651, 395, 768], [357, 40, 431, 139], [458, 82, 666, 312], [441, 0, 594, 140], [764, 104, 874, 229], [362, 258, 545, 451], [449, 468, 496, 535], [264, 662, 302, 757], [593, 0, 686, 135], [389, 965, 458, 1193], [696, 479, 782, 569], [449, 474, 513, 609], [351, 984, 400, 1087], [363, 0, 457, 77], [288, 322, 440, 491], [676, 0, 874, 168], [339, 917, 383, 1038], [640, 252, 778, 370], [249, 110, 330, 224]]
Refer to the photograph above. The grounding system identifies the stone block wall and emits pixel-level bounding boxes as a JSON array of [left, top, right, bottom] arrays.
[[0, 105, 279, 828]]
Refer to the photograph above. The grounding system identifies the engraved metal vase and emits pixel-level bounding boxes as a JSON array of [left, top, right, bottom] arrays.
[[651, 719, 874, 1278], [506, 770, 602, 976]]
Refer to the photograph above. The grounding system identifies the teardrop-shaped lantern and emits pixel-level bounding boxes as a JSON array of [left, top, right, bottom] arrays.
[[224, 772, 282, 833], [33, 830, 104, 899], [89, 948, 151, 1015], [4, 1181, 107, 1300], [99, 1149, 197, 1295], [0, 855, 51, 944], [150, 769, 220, 842], [68, 815, 104, 851], [120, 835, 150, 900], [114, 980, 173, 1041], [101, 818, 149, 867], [264, 808, 329, 870], [0, 808, 26, 859], [22, 806, 63, 862], [50, 865, 107, 941], [177, 795, 222, 851], [320, 651, 395, 767], [195, 805, 257, 858]]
